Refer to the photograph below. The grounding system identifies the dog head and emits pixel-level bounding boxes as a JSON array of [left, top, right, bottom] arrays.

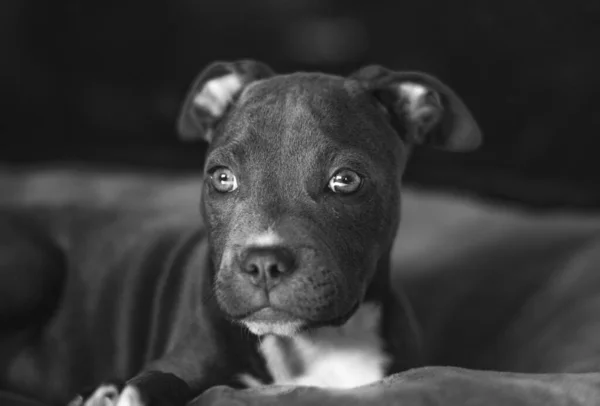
[[177, 60, 481, 336]]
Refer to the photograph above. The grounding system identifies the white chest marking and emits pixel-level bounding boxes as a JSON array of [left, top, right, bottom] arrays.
[[240, 303, 391, 389]]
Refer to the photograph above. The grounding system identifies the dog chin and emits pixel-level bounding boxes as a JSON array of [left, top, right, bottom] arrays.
[[242, 320, 305, 337]]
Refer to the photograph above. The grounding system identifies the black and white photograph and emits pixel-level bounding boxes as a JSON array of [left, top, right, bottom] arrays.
[[1, 1, 600, 405]]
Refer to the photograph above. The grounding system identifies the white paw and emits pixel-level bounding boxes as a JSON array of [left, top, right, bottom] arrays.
[[83, 385, 119, 406], [82, 385, 144, 406], [115, 386, 144, 406]]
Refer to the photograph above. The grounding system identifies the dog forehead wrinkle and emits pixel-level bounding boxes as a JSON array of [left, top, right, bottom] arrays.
[[239, 73, 360, 129], [226, 75, 396, 166], [218, 73, 401, 167], [243, 72, 351, 99]]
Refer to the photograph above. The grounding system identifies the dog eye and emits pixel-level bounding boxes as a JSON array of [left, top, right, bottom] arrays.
[[328, 169, 363, 194], [210, 167, 238, 193]]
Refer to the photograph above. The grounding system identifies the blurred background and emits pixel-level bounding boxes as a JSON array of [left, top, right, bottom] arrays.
[[1, 0, 599, 209]]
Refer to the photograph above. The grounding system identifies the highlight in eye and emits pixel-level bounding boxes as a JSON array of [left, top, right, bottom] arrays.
[[210, 167, 238, 193], [328, 169, 363, 194]]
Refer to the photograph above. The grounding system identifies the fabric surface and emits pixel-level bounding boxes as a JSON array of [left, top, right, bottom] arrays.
[[2, 165, 600, 403]]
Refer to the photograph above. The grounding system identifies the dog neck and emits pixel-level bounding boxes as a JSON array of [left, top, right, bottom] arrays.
[[240, 301, 389, 389], [238, 253, 423, 389]]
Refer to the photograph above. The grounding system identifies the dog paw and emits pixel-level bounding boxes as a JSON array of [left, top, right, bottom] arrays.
[[68, 384, 145, 406], [113, 386, 145, 406]]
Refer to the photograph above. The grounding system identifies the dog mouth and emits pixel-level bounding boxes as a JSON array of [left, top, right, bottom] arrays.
[[241, 308, 306, 336], [238, 302, 360, 337], [243, 321, 304, 336]]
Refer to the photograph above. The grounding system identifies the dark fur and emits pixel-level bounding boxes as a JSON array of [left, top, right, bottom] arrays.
[[1, 61, 485, 406], [205, 73, 404, 326], [2, 61, 464, 405]]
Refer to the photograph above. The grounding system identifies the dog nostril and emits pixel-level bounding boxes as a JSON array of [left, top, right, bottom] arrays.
[[246, 263, 260, 277], [267, 263, 283, 279]]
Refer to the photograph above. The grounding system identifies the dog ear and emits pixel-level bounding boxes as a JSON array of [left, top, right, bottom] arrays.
[[177, 60, 275, 143], [351, 65, 482, 151]]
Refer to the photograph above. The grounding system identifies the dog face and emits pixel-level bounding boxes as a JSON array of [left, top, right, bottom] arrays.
[[177, 60, 481, 336], [201, 74, 405, 335]]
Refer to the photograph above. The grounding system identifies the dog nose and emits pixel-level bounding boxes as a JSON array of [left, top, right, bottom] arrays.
[[240, 247, 295, 290]]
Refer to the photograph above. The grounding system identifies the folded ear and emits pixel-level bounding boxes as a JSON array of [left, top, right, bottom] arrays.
[[177, 60, 275, 143], [351, 65, 482, 151]]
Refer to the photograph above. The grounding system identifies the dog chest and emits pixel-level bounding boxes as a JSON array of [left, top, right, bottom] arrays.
[[239, 303, 391, 389]]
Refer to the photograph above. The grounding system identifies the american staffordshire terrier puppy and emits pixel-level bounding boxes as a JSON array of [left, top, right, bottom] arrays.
[[7, 60, 598, 406], [70, 60, 480, 405], [0, 60, 454, 405]]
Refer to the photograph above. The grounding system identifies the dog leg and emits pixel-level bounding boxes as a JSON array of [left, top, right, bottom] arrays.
[[70, 371, 192, 406]]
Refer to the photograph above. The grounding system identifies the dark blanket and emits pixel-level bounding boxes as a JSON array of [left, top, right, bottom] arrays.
[[2, 167, 600, 405]]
